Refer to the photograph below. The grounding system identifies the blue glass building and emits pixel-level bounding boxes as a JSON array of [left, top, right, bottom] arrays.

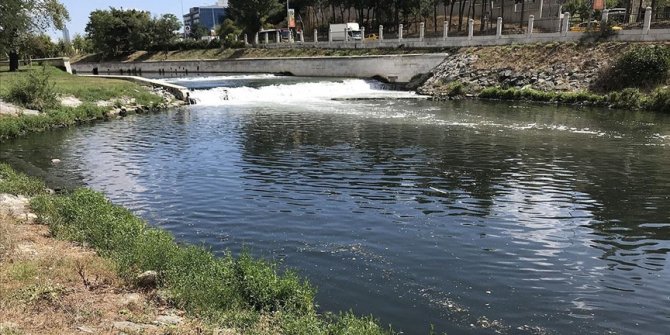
[[183, 5, 227, 34]]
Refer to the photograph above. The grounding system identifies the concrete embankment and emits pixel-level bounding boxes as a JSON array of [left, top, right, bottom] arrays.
[[71, 53, 448, 83]]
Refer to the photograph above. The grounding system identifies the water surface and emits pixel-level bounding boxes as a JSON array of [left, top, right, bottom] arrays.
[[2, 75, 669, 334]]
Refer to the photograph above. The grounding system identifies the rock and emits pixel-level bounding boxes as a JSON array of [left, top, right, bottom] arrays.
[[51, 158, 61, 164], [136, 270, 158, 288], [0, 100, 39, 116], [153, 315, 183, 326], [95, 100, 113, 107], [0, 194, 31, 218], [77, 326, 95, 333], [120, 293, 142, 307], [113, 321, 157, 333], [60, 96, 82, 107]]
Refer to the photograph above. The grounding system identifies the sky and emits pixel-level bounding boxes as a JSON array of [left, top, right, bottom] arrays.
[[50, 0, 218, 40]]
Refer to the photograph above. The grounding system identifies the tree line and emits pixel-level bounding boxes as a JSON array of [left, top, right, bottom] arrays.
[[3, 0, 666, 69]]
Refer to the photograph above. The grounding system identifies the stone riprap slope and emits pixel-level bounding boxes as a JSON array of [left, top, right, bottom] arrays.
[[419, 42, 668, 98]]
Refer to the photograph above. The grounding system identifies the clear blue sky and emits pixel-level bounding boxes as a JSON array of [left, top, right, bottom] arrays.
[[51, 0, 214, 39]]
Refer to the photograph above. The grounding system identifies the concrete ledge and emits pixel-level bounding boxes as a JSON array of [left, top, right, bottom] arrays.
[[78, 75, 189, 101]]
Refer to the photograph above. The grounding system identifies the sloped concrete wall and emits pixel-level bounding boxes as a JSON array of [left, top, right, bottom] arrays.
[[71, 54, 448, 83]]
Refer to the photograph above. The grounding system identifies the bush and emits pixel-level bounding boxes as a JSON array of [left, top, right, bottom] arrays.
[[5, 66, 59, 111], [645, 87, 670, 112], [0, 163, 46, 196], [595, 45, 670, 92]]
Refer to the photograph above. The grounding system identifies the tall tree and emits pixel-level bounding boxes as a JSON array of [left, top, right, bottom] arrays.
[[0, 0, 69, 71], [151, 14, 182, 51], [227, 0, 283, 36], [85, 8, 153, 56]]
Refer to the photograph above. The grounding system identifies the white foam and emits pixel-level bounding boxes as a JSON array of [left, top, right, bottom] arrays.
[[189, 79, 417, 106], [164, 74, 277, 83]]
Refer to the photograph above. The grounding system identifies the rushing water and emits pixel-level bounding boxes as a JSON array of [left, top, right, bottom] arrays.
[[2, 75, 670, 334]]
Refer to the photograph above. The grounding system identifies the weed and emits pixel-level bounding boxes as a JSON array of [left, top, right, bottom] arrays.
[[0, 164, 46, 196], [4, 65, 58, 111], [8, 262, 39, 282], [20, 283, 65, 304]]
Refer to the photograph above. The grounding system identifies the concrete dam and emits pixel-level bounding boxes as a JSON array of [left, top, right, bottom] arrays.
[[71, 54, 448, 83]]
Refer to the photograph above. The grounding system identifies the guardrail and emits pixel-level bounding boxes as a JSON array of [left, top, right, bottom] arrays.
[[246, 7, 669, 49]]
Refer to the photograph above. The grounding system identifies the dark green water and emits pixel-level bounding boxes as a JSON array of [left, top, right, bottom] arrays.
[[2, 75, 669, 334]]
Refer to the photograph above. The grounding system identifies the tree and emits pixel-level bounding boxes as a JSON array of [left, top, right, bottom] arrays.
[[151, 14, 181, 51], [0, 0, 69, 71], [227, 0, 283, 36], [85, 7, 153, 56], [189, 22, 210, 40], [72, 33, 93, 54]]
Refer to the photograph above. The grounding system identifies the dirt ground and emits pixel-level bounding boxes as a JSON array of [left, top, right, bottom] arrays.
[[0, 198, 215, 335]]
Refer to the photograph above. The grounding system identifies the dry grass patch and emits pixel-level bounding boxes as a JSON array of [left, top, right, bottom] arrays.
[[0, 211, 212, 335]]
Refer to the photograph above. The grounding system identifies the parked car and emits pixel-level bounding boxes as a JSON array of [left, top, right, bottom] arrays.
[[570, 21, 623, 32]]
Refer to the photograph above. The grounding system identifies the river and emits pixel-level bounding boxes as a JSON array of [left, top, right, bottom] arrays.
[[2, 75, 669, 334]]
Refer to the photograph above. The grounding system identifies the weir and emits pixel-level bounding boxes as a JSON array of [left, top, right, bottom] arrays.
[[71, 54, 448, 83]]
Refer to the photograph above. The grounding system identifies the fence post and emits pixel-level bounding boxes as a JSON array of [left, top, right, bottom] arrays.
[[300, 30, 304, 43], [399, 24, 403, 40], [276, 30, 280, 44], [244, 34, 248, 46], [562, 12, 570, 36], [379, 25, 384, 40], [496, 17, 503, 39], [361, 27, 366, 42], [314, 29, 318, 44], [419, 22, 425, 41], [643, 7, 652, 35], [255, 32, 259, 45], [468, 19, 474, 40], [528, 15, 534, 37], [264, 32, 269, 44], [443, 21, 449, 40], [601, 9, 609, 25], [329, 27, 332, 43]]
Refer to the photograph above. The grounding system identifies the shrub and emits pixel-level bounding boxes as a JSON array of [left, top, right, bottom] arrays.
[[0, 164, 46, 196], [645, 87, 670, 112], [5, 66, 59, 111], [595, 45, 670, 92], [442, 81, 467, 98]]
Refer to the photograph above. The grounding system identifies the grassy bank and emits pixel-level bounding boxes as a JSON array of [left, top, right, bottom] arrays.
[[0, 164, 392, 334], [477, 86, 670, 112], [0, 195, 210, 334], [73, 47, 451, 63], [421, 42, 670, 112], [0, 66, 167, 141]]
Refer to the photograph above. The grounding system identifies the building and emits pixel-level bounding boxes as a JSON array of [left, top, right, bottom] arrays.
[[183, 1, 228, 35]]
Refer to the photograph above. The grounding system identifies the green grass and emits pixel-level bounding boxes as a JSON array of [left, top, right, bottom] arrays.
[[478, 86, 670, 112], [0, 66, 162, 105], [0, 164, 47, 196], [0, 164, 392, 334], [0, 66, 165, 142]]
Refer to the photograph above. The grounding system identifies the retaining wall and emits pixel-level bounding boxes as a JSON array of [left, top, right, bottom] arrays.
[[71, 54, 448, 83]]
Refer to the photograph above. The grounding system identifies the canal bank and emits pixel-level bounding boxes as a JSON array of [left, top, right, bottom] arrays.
[[0, 167, 391, 334], [0, 67, 187, 142], [416, 42, 670, 111]]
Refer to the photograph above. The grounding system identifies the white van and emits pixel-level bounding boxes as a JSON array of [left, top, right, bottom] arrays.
[[329, 23, 363, 41]]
